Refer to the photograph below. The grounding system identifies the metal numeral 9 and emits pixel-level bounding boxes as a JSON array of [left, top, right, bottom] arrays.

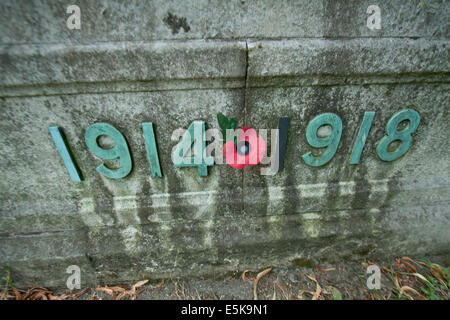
[[302, 113, 343, 167], [84, 123, 132, 179]]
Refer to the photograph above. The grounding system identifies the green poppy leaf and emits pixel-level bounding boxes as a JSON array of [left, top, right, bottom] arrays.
[[217, 112, 230, 132], [229, 118, 237, 130]]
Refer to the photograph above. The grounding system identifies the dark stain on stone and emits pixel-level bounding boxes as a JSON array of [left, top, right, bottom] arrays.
[[325, 180, 341, 211], [355, 245, 372, 256], [163, 12, 191, 34], [282, 162, 300, 216], [291, 258, 315, 268], [383, 175, 401, 210], [137, 177, 153, 224], [0, 52, 12, 69], [166, 171, 206, 254], [350, 163, 370, 210], [322, 1, 359, 38]]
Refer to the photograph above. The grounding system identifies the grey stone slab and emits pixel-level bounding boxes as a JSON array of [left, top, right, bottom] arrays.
[[0, 89, 245, 235], [2, 199, 448, 288], [89, 202, 450, 284], [0, 40, 246, 90], [247, 38, 449, 87], [243, 82, 450, 264], [1, 0, 448, 45], [0, 229, 97, 288], [244, 84, 449, 216], [319, 0, 449, 39]]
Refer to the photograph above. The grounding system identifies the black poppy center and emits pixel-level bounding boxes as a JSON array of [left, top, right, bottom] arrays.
[[236, 140, 251, 156]]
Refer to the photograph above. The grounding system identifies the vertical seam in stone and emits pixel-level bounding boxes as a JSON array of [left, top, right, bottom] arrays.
[[242, 40, 249, 215]]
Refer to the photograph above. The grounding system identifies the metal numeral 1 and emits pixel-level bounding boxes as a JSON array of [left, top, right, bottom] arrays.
[[350, 111, 375, 164], [142, 122, 162, 178], [48, 126, 82, 182]]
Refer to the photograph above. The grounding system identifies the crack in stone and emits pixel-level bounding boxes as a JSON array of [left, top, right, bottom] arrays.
[[242, 40, 249, 215]]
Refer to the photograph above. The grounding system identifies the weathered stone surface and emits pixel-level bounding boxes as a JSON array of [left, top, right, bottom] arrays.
[[0, 89, 245, 232], [244, 37, 449, 266], [0, 1, 449, 288], [1, 0, 448, 45], [0, 40, 246, 95], [0, 229, 96, 288], [0, 87, 247, 286], [244, 83, 449, 262], [247, 38, 449, 87]]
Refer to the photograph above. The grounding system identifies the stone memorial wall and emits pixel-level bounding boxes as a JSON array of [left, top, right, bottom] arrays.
[[0, 0, 449, 287]]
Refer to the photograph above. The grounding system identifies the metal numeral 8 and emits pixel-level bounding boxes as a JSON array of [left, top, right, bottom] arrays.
[[376, 109, 420, 162]]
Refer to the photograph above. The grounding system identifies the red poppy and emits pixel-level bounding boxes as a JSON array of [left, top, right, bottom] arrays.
[[223, 127, 266, 169]]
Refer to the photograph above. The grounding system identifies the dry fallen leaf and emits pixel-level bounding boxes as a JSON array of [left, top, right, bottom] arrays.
[[317, 266, 336, 273], [399, 286, 424, 300], [411, 273, 430, 284], [12, 288, 22, 300], [132, 279, 149, 292], [96, 286, 115, 298], [71, 288, 89, 299], [429, 264, 447, 284], [399, 258, 417, 273], [23, 287, 52, 300], [130, 279, 149, 299], [253, 267, 272, 300], [151, 280, 164, 290], [48, 294, 69, 300], [109, 286, 126, 293], [116, 292, 128, 300], [271, 282, 277, 300], [394, 273, 402, 290], [401, 257, 417, 264], [242, 270, 252, 283], [298, 290, 314, 300], [305, 274, 322, 300]]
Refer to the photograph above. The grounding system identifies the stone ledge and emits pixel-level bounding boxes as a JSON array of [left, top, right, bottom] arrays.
[[248, 39, 449, 85], [0, 40, 247, 88]]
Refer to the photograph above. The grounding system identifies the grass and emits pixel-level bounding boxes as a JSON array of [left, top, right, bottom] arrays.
[[1, 267, 14, 300], [365, 257, 449, 300]]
